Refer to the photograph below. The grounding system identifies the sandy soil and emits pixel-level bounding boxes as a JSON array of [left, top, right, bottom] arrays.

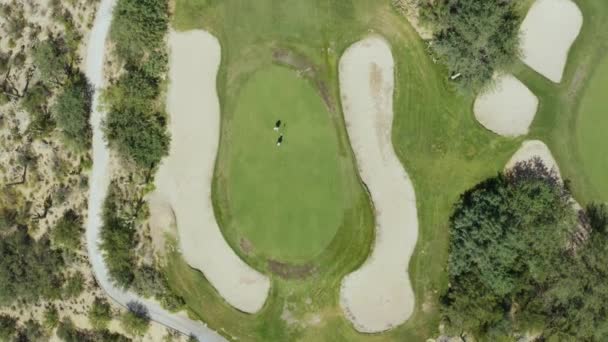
[[520, 0, 583, 83], [474, 74, 539, 137], [338, 36, 417, 333], [153, 30, 270, 313], [505, 140, 562, 179]]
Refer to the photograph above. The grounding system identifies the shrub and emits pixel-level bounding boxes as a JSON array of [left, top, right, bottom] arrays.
[[88, 297, 113, 330], [121, 302, 150, 337], [52, 72, 93, 149], [52, 210, 83, 251]]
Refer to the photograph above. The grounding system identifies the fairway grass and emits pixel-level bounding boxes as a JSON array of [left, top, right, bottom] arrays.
[[221, 66, 350, 263], [162, 0, 608, 340], [576, 56, 608, 201]]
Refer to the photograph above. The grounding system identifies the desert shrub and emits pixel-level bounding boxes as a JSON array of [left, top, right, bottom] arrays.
[[121, 302, 150, 337], [0, 314, 18, 341], [33, 37, 70, 86], [17, 319, 47, 341], [421, 0, 521, 92], [88, 297, 113, 330], [52, 210, 83, 251], [0, 228, 65, 305], [63, 271, 85, 299], [52, 72, 93, 149], [104, 108, 169, 167], [44, 305, 60, 329], [110, 0, 169, 63], [100, 184, 137, 287]]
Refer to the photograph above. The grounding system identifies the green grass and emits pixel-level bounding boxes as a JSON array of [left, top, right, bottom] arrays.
[[576, 56, 608, 202], [221, 65, 351, 262], [163, 0, 608, 341]]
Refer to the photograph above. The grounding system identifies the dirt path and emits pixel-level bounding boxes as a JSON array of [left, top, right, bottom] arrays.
[[153, 30, 270, 313], [84, 1, 225, 340], [338, 36, 417, 333]]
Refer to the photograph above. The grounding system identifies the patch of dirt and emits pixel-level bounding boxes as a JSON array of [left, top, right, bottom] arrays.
[[239, 237, 254, 256], [272, 48, 336, 112], [267, 259, 315, 280]]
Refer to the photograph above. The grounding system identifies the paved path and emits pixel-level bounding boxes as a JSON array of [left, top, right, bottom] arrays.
[[84, 1, 225, 340]]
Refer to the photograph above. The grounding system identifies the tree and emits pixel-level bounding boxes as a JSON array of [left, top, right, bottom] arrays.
[[442, 159, 578, 337], [88, 297, 113, 330], [52, 210, 83, 251], [0, 314, 18, 341], [421, 0, 521, 92], [52, 72, 93, 149], [121, 302, 150, 337]]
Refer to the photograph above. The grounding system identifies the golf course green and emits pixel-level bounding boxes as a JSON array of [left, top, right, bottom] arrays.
[[160, 0, 608, 340], [221, 65, 349, 262]]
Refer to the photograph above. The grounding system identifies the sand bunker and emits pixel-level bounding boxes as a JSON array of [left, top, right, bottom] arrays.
[[338, 36, 417, 333], [520, 0, 583, 83], [506, 140, 562, 179], [154, 30, 270, 313], [474, 74, 539, 137]]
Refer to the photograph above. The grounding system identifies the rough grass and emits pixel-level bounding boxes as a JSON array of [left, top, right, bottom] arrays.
[[576, 56, 608, 202], [163, 0, 608, 340]]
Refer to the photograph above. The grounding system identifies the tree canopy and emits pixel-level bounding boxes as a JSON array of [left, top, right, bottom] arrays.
[[421, 0, 521, 92], [443, 159, 608, 339]]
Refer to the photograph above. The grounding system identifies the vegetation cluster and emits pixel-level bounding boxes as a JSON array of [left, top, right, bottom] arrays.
[[104, 0, 171, 168], [420, 0, 521, 91], [443, 159, 608, 340]]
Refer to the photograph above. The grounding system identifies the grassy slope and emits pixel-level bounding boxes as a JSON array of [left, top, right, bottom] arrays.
[[163, 0, 608, 341], [223, 65, 351, 262]]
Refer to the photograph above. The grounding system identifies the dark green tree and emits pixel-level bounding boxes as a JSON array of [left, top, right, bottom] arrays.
[[421, 0, 521, 92], [442, 159, 577, 337]]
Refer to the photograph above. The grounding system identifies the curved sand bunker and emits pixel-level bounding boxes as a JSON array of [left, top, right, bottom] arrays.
[[520, 0, 583, 83], [506, 140, 562, 179], [474, 74, 539, 137], [154, 30, 270, 313], [338, 36, 417, 333]]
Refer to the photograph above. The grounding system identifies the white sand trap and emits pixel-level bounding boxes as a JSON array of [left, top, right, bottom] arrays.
[[520, 0, 583, 83], [155, 30, 270, 313], [505, 140, 562, 179], [338, 36, 417, 333], [474, 74, 539, 137]]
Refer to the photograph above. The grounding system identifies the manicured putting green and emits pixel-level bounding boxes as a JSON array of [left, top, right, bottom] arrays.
[[577, 56, 608, 201], [224, 65, 347, 262]]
